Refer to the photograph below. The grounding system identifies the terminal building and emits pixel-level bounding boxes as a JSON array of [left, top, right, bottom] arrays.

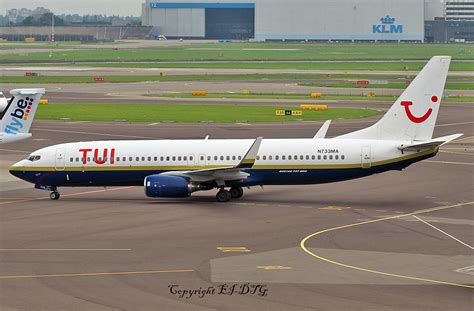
[[141, 0, 425, 41]]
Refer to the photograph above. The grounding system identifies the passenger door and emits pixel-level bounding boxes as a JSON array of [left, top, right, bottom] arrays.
[[361, 146, 371, 169], [55, 148, 66, 171]]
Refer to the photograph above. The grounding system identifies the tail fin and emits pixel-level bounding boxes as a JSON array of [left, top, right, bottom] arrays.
[[0, 88, 45, 136], [339, 56, 451, 141]]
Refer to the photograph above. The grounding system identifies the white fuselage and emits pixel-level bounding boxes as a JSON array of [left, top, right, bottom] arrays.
[[10, 138, 436, 188]]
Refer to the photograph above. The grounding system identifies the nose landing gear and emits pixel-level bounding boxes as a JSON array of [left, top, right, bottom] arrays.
[[49, 191, 60, 200]]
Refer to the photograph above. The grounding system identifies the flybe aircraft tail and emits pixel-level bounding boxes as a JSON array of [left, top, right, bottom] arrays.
[[339, 56, 451, 141], [0, 88, 45, 143]]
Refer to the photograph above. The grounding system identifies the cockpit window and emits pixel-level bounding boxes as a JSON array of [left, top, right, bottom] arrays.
[[0, 93, 5, 98], [27, 155, 41, 161]]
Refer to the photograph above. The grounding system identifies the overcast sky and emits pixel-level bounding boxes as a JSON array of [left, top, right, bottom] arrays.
[[2, 0, 144, 16]]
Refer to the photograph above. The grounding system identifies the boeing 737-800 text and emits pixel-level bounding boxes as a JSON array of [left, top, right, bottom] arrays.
[[10, 57, 461, 202]]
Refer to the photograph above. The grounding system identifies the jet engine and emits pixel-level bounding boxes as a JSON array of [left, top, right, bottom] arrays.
[[144, 174, 202, 198]]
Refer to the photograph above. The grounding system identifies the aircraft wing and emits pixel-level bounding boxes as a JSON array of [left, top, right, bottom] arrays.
[[399, 134, 463, 151], [161, 137, 263, 183]]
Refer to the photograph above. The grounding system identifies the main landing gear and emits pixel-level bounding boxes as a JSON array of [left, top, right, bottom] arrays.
[[216, 187, 244, 203]]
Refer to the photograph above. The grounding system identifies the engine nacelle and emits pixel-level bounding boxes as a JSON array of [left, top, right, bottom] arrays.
[[144, 174, 200, 198]]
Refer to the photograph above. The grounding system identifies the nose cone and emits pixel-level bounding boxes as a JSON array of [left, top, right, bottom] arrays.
[[9, 160, 28, 180]]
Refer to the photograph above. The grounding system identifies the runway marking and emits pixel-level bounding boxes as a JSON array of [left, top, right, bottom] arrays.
[[0, 186, 137, 206], [148, 123, 159, 126], [455, 266, 474, 276], [0, 148, 31, 154], [412, 216, 474, 250], [319, 206, 351, 211], [441, 147, 474, 151], [256, 266, 293, 270], [436, 121, 474, 127], [217, 247, 251, 253], [425, 160, 474, 166], [0, 248, 131, 252], [0, 269, 194, 280], [439, 150, 474, 156], [67, 121, 92, 124], [35, 128, 157, 139], [451, 136, 474, 143], [375, 210, 387, 212], [300, 201, 474, 289]]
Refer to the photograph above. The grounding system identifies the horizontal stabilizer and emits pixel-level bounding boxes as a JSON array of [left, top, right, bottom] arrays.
[[399, 134, 463, 151], [313, 120, 331, 139]]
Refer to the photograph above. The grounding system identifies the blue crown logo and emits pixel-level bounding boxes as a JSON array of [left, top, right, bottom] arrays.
[[381, 15, 395, 24]]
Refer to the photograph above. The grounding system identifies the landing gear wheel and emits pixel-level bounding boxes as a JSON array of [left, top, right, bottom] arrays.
[[50, 191, 60, 200], [216, 189, 231, 203], [230, 187, 244, 199]]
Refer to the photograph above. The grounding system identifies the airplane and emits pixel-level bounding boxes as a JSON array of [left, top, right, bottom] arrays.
[[0, 88, 45, 144], [0, 92, 8, 112], [9, 57, 462, 202]]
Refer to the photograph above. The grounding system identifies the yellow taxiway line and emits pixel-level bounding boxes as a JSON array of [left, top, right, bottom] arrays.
[[300, 202, 474, 289]]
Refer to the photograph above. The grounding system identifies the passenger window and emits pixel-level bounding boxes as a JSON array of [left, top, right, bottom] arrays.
[[172, 156, 176, 161], [166, 156, 170, 161], [189, 156, 193, 161], [214, 156, 218, 161], [335, 155, 339, 160], [306, 155, 310, 160], [329, 155, 333, 160], [263, 156, 267, 160], [116, 157, 120, 162], [288, 155, 292, 160], [238, 156, 242, 160], [282, 155, 286, 160], [123, 157, 126, 161], [232, 156, 236, 161], [142, 157, 145, 161], [323, 155, 327, 160], [276, 155, 279, 160], [208, 156, 211, 161], [178, 156, 182, 161], [256, 156, 260, 160], [93, 157, 97, 162], [81, 158, 85, 163], [220, 156, 224, 161], [184, 156, 187, 161], [294, 155, 298, 160], [160, 156, 164, 161], [341, 155, 345, 160], [318, 155, 321, 160], [148, 157, 151, 161], [70, 157, 73, 162], [312, 155, 315, 160], [300, 155, 304, 160], [76, 157, 80, 162], [154, 156, 158, 161], [201, 156, 205, 161], [269, 155, 272, 160], [226, 156, 230, 161], [129, 157, 132, 161]]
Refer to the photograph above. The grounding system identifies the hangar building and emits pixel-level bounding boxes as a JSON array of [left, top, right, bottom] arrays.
[[141, 0, 425, 41]]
